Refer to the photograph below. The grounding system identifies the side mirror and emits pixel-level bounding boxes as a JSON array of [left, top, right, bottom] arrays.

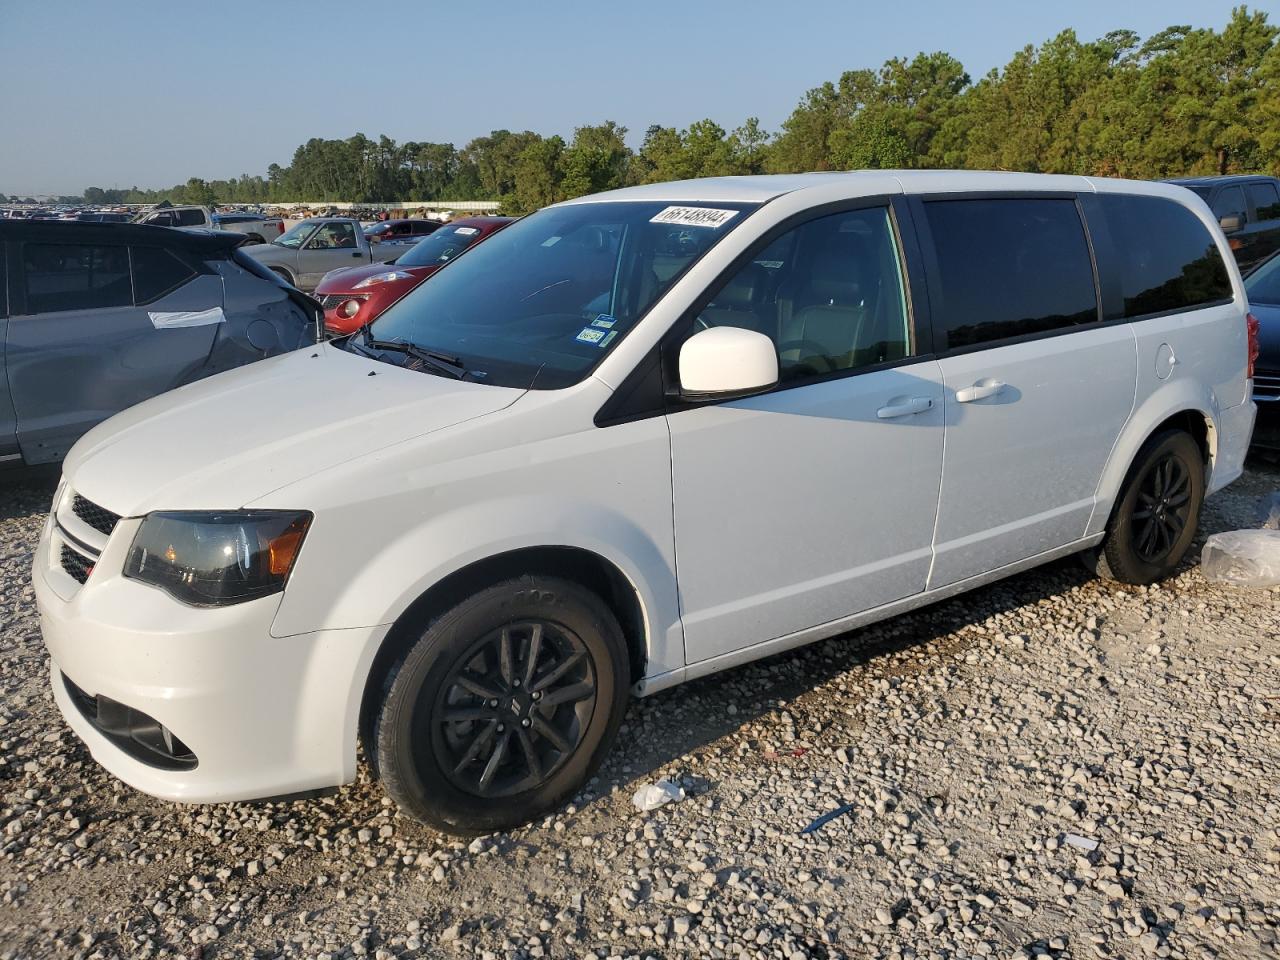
[[1220, 214, 1243, 234], [678, 326, 778, 400]]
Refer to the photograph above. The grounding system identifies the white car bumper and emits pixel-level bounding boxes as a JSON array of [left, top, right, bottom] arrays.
[[34, 514, 386, 804], [1209, 399, 1256, 495]]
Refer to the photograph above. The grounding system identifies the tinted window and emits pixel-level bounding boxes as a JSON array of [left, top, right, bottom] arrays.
[[1095, 194, 1233, 319], [1247, 181, 1280, 221], [23, 243, 132, 313], [145, 211, 177, 228], [1244, 252, 1280, 304], [398, 225, 487, 266], [924, 198, 1097, 349], [1212, 187, 1246, 220], [175, 208, 207, 227], [0, 250, 7, 318], [131, 246, 198, 302], [688, 206, 910, 384]]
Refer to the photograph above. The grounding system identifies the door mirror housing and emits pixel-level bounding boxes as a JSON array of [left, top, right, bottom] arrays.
[[1219, 213, 1243, 234], [678, 326, 779, 400]]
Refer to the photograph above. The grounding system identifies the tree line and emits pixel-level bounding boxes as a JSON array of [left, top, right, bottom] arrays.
[[64, 7, 1280, 215]]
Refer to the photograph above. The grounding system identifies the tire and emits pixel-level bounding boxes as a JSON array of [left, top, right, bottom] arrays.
[[270, 267, 295, 287], [244, 233, 265, 245], [374, 576, 629, 834], [1087, 429, 1205, 585]]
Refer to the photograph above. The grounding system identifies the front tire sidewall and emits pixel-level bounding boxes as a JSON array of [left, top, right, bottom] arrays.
[[1101, 431, 1205, 585], [376, 577, 628, 834]]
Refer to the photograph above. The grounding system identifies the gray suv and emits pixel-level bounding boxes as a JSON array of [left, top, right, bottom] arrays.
[[0, 221, 318, 467]]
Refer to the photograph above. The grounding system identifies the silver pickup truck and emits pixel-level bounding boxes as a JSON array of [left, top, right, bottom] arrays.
[[236, 218, 402, 291], [133, 205, 285, 244]]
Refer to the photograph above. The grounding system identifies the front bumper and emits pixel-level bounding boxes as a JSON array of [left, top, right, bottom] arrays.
[[35, 506, 388, 804]]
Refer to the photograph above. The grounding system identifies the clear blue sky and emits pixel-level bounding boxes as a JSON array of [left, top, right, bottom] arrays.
[[0, 0, 1257, 196]]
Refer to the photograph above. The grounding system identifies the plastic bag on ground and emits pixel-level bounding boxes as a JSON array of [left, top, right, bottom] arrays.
[[632, 779, 685, 812], [1200, 529, 1280, 587]]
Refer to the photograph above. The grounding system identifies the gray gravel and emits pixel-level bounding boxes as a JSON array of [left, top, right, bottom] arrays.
[[0, 462, 1277, 960]]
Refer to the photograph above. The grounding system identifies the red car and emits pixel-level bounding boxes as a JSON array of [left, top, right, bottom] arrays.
[[317, 217, 515, 336]]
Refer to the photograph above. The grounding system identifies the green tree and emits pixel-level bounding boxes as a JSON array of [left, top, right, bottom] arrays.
[[508, 135, 566, 213], [560, 121, 630, 199]]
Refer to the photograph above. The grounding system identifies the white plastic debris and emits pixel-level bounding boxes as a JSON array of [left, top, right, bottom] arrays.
[[632, 779, 685, 812], [1063, 833, 1099, 852], [1200, 529, 1280, 587]]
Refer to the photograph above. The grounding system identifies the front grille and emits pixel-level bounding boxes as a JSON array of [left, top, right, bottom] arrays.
[[319, 293, 368, 310], [1254, 370, 1280, 399], [71, 495, 120, 536], [60, 545, 94, 584]]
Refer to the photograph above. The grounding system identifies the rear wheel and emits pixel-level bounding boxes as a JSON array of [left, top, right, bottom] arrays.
[[1088, 430, 1205, 585], [270, 267, 295, 287], [374, 576, 629, 834], [244, 233, 265, 245]]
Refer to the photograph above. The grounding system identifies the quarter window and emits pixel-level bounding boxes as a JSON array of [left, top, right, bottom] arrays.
[[1094, 194, 1233, 319], [688, 206, 910, 384], [23, 243, 132, 314], [924, 198, 1097, 349], [131, 246, 198, 303], [1247, 181, 1280, 220]]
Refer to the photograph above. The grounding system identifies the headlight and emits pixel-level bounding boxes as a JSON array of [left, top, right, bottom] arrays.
[[353, 270, 412, 289], [124, 511, 312, 607]]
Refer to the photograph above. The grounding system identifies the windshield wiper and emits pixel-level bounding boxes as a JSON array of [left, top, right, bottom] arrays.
[[363, 333, 469, 380]]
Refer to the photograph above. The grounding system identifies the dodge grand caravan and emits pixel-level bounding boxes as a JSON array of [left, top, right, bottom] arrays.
[[35, 172, 1257, 834]]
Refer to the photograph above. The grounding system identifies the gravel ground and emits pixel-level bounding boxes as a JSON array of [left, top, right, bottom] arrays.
[[0, 462, 1277, 960]]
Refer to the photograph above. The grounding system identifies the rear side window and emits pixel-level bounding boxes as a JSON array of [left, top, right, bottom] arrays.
[[1094, 194, 1232, 319], [22, 243, 132, 314], [131, 246, 198, 303], [175, 208, 207, 227], [1247, 181, 1280, 220], [924, 198, 1097, 349]]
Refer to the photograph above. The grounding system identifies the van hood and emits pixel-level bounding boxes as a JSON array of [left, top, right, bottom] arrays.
[[64, 344, 524, 516]]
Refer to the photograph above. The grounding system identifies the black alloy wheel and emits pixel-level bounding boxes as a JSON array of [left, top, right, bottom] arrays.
[[428, 619, 597, 798], [374, 575, 629, 834], [1131, 454, 1193, 563]]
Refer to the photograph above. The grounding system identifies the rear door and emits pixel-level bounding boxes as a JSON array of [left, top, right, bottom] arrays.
[[298, 221, 364, 288], [6, 239, 222, 463], [913, 195, 1137, 588]]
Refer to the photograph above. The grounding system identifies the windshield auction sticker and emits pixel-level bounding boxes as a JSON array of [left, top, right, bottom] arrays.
[[650, 206, 739, 228]]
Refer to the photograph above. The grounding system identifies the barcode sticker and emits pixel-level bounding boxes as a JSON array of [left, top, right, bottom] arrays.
[[650, 206, 739, 228]]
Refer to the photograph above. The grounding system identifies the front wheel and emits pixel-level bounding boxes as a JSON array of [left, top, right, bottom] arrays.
[[374, 576, 629, 834], [1088, 429, 1205, 585]]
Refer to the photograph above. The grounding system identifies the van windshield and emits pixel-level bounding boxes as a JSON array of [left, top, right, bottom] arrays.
[[361, 200, 757, 389]]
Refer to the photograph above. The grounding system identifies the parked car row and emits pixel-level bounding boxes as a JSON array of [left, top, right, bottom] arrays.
[[32, 171, 1258, 835], [132, 204, 286, 244]]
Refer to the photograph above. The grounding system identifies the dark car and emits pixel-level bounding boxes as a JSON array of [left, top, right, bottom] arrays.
[[0, 220, 320, 467], [1244, 250, 1280, 451], [363, 218, 442, 245], [316, 216, 515, 336], [1168, 174, 1280, 274]]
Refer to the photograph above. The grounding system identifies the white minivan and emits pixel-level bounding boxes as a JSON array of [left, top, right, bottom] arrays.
[[35, 172, 1258, 833]]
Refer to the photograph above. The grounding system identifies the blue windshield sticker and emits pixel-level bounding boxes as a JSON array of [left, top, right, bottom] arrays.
[[591, 315, 616, 329], [576, 327, 606, 345]]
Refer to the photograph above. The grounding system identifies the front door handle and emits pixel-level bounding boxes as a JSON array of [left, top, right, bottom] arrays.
[[956, 378, 1006, 403], [877, 396, 934, 419]]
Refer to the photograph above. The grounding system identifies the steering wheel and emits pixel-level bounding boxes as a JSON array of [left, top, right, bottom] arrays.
[[777, 339, 835, 374]]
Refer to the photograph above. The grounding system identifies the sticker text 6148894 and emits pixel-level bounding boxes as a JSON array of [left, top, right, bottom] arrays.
[[649, 206, 739, 229]]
